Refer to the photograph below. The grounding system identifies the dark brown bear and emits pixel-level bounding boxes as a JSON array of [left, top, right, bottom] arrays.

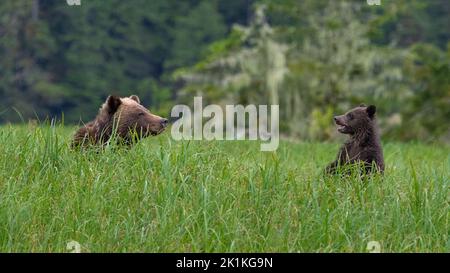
[[326, 104, 384, 174], [72, 95, 168, 147]]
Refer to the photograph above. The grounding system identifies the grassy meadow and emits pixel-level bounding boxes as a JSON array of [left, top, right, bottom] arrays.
[[0, 124, 448, 252]]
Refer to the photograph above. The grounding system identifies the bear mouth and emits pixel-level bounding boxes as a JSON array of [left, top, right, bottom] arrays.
[[337, 125, 346, 133], [335, 120, 349, 133]]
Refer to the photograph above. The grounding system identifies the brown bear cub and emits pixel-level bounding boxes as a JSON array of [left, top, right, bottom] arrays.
[[72, 95, 168, 147], [326, 104, 384, 174]]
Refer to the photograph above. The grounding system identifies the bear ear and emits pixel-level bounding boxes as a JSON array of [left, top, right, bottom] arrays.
[[359, 103, 366, 107], [366, 105, 376, 118], [106, 95, 122, 114], [129, 95, 141, 104]]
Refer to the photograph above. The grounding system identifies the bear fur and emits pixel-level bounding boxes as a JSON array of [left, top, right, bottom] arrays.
[[72, 95, 168, 147], [326, 104, 384, 174]]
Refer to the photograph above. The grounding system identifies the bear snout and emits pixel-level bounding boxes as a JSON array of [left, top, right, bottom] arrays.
[[334, 116, 346, 126], [160, 118, 169, 128], [146, 117, 169, 136]]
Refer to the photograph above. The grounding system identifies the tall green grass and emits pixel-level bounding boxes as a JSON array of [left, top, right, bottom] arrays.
[[0, 124, 448, 252]]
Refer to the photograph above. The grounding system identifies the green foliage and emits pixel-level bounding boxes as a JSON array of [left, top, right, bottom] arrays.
[[0, 125, 448, 252], [0, 0, 244, 123], [308, 107, 334, 141], [176, 4, 289, 111], [368, 0, 450, 49], [0, 0, 448, 142], [165, 1, 226, 70], [178, 1, 449, 142], [392, 43, 450, 141]]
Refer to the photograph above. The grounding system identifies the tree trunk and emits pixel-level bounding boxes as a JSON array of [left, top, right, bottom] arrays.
[[32, 0, 39, 21]]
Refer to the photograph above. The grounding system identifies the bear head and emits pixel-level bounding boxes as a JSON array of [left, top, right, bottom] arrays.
[[333, 104, 376, 135], [103, 95, 168, 140]]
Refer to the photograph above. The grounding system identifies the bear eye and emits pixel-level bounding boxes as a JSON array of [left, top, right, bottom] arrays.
[[138, 112, 145, 117], [347, 113, 354, 119]]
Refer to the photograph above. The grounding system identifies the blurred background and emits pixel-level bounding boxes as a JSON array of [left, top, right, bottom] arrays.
[[0, 0, 448, 142]]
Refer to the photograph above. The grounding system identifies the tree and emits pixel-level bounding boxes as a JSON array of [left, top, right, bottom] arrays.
[[176, 5, 288, 108], [0, 0, 59, 122], [396, 43, 450, 142], [0, 0, 242, 123], [177, 2, 409, 140]]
